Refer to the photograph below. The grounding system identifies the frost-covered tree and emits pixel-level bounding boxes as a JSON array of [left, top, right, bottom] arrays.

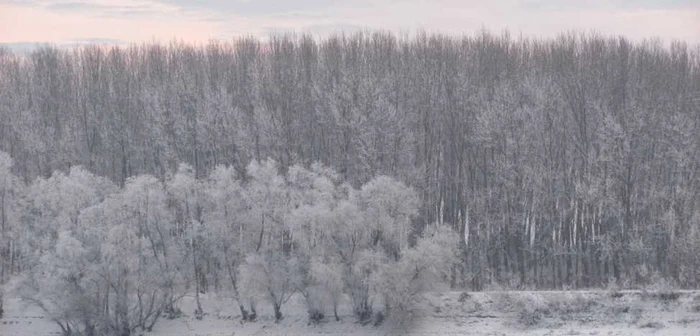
[[19, 171, 187, 336], [0, 151, 22, 318], [239, 159, 297, 322], [285, 163, 342, 322], [371, 224, 460, 322], [165, 164, 207, 318], [17, 166, 117, 335], [200, 165, 254, 320], [19, 230, 101, 336], [359, 176, 419, 260], [22, 167, 116, 253], [314, 174, 422, 322], [306, 258, 344, 322], [103, 174, 183, 330]]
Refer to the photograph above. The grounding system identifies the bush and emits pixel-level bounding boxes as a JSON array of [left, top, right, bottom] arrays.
[[643, 289, 682, 303], [373, 311, 386, 327], [610, 291, 624, 299], [307, 309, 325, 325], [691, 295, 700, 313], [656, 291, 681, 302], [547, 294, 597, 318], [164, 306, 183, 320], [356, 306, 373, 324], [518, 307, 545, 327], [639, 321, 664, 329], [458, 292, 471, 303]]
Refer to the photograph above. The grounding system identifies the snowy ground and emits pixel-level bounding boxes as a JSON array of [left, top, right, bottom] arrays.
[[3, 290, 700, 335]]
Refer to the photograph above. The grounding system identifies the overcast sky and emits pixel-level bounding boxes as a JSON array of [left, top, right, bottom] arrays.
[[1, 0, 699, 48]]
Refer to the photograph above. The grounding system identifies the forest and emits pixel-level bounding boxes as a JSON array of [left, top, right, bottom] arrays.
[[0, 30, 699, 334]]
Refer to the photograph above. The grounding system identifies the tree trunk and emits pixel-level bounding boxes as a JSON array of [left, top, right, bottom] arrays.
[[273, 302, 283, 322]]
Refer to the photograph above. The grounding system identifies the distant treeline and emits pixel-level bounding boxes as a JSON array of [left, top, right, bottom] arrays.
[[0, 31, 699, 290]]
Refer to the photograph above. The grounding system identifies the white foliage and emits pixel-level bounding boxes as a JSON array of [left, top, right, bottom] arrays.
[[6, 152, 453, 328], [359, 175, 419, 257], [371, 224, 460, 319]]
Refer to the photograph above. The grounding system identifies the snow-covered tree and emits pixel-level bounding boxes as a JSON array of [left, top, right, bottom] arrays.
[[201, 164, 255, 320], [18, 230, 101, 335], [359, 175, 419, 260], [239, 159, 297, 322], [16, 166, 117, 335], [285, 163, 342, 322], [0, 151, 22, 318], [166, 164, 208, 318], [371, 224, 460, 322]]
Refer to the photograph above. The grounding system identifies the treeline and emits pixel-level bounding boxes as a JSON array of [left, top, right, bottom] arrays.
[[0, 153, 459, 334], [0, 31, 699, 291]]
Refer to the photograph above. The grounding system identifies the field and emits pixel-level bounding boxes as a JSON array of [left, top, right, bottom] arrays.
[[3, 290, 700, 336]]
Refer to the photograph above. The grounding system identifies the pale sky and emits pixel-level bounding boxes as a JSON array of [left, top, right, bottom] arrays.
[[1, 0, 699, 49]]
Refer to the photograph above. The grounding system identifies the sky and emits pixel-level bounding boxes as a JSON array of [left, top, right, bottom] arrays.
[[1, 0, 699, 49]]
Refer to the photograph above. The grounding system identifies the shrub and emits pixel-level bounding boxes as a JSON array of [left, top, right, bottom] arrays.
[[639, 321, 664, 329], [373, 311, 386, 327], [610, 291, 624, 299], [691, 295, 700, 313], [518, 307, 545, 327], [658, 291, 681, 302], [307, 310, 325, 325], [458, 292, 471, 303], [547, 294, 597, 318]]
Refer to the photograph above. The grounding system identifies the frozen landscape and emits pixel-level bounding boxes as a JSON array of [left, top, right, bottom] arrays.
[[4, 290, 700, 335], [1, 4, 699, 335]]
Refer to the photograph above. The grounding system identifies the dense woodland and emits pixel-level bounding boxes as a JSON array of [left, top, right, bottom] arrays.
[[0, 30, 700, 334]]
